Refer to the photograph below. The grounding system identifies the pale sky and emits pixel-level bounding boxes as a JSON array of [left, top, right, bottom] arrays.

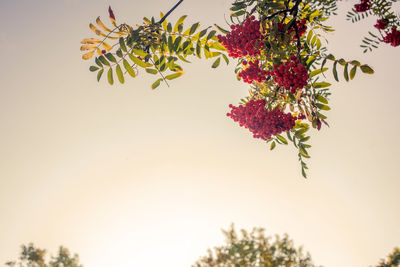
[[0, 0, 399, 267]]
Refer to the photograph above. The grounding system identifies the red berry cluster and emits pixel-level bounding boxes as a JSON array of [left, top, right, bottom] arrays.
[[354, 0, 371, 12], [293, 19, 307, 38], [267, 55, 309, 93], [217, 16, 263, 58], [239, 60, 269, 84], [227, 99, 297, 141], [383, 27, 400, 47], [374, 19, 389, 30]]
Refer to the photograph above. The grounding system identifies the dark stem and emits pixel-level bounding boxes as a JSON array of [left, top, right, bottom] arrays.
[[159, 0, 185, 24]]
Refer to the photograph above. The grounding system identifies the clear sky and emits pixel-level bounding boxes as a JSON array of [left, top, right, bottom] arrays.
[[0, 0, 399, 266]]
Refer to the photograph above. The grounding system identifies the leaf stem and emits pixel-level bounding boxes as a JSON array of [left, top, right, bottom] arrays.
[[159, 0, 185, 24]]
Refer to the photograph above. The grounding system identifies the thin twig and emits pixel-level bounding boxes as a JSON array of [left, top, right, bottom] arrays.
[[159, 0, 185, 24]]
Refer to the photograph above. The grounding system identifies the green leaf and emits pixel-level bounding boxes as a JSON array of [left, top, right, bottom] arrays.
[[105, 53, 117, 63], [326, 54, 335, 60], [173, 36, 182, 51], [214, 24, 230, 34], [309, 68, 328, 78], [312, 82, 331, 89], [350, 60, 361, 66], [211, 57, 221, 68], [95, 57, 103, 67], [302, 167, 307, 178], [299, 145, 310, 158], [99, 55, 110, 66], [165, 72, 183, 80], [206, 30, 216, 40], [146, 68, 158, 74], [89, 66, 99, 72], [97, 68, 104, 82], [270, 141, 276, 150], [177, 54, 191, 63], [107, 68, 113, 85], [344, 63, 349, 82], [167, 22, 172, 33], [151, 78, 162, 89], [316, 95, 328, 104], [174, 15, 187, 32], [338, 58, 346, 66], [123, 59, 136, 78], [119, 37, 127, 52], [333, 61, 339, 82], [315, 103, 331, 110], [350, 65, 357, 80], [231, 10, 245, 17], [189, 22, 200, 35], [316, 38, 322, 50], [129, 54, 150, 68], [132, 49, 148, 58], [276, 135, 288, 144], [222, 54, 229, 65], [196, 40, 201, 58], [116, 64, 124, 84], [360, 64, 374, 74]]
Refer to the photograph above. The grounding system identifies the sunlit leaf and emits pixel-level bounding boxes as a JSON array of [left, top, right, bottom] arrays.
[[129, 54, 150, 68], [89, 23, 107, 37], [276, 135, 288, 144], [82, 50, 95, 60], [316, 95, 328, 104], [270, 141, 276, 150], [146, 68, 158, 74], [315, 103, 331, 110], [80, 44, 97, 51], [151, 78, 162, 89], [81, 38, 102, 44], [312, 82, 331, 88], [174, 15, 187, 32], [96, 17, 112, 32], [165, 72, 183, 80], [123, 59, 136, 78], [102, 42, 112, 52]]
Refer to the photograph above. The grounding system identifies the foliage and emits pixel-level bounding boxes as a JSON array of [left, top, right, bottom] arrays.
[[375, 247, 400, 267], [79, 0, 400, 177], [346, 0, 400, 52], [192, 225, 319, 267], [5, 243, 82, 267]]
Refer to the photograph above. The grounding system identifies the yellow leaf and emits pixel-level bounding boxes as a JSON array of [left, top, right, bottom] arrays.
[[81, 38, 101, 44], [102, 42, 112, 51], [82, 50, 95, 60], [80, 44, 97, 51], [96, 48, 103, 55], [96, 17, 112, 32], [89, 23, 107, 37]]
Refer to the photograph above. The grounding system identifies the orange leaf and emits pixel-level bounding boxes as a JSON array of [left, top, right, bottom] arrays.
[[82, 50, 95, 60]]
